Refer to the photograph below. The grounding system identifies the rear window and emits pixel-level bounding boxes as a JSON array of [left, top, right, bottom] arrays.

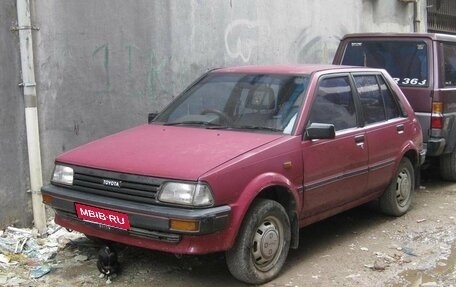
[[341, 41, 428, 87]]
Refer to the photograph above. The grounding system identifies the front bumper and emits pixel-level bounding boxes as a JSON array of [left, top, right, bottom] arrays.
[[42, 184, 231, 253]]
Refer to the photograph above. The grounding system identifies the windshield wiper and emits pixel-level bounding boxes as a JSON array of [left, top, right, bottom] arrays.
[[235, 125, 282, 132], [164, 121, 228, 129]]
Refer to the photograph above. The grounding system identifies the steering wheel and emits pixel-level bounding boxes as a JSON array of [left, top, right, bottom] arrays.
[[201, 109, 232, 125]]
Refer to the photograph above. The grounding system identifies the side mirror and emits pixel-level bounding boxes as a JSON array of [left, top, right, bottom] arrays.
[[148, 113, 158, 123], [305, 123, 336, 140]]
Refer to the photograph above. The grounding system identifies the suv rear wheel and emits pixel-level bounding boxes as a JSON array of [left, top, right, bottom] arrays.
[[226, 199, 291, 284], [440, 151, 456, 181], [380, 158, 414, 216]]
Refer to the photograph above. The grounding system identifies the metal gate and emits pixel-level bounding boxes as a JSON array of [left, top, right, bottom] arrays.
[[428, 0, 456, 34]]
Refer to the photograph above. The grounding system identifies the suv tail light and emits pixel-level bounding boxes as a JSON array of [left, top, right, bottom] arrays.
[[431, 102, 443, 129]]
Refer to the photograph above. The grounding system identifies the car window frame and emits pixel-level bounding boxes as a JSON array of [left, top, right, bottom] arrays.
[[304, 73, 362, 139], [441, 41, 456, 87], [349, 71, 407, 126]]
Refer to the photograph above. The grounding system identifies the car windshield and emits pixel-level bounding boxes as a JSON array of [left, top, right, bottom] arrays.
[[341, 40, 428, 87], [155, 72, 309, 134]]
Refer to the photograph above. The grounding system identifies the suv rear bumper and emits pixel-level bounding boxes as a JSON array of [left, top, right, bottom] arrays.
[[42, 184, 232, 254], [426, 138, 446, 156], [419, 147, 427, 165]]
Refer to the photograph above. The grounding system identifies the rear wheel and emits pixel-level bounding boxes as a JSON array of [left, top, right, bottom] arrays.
[[226, 199, 290, 284], [380, 158, 414, 216], [440, 151, 456, 181]]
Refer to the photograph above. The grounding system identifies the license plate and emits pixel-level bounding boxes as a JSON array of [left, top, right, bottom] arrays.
[[75, 203, 131, 230]]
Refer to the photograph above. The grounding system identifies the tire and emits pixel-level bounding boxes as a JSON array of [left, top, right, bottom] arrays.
[[226, 199, 291, 284], [440, 151, 456, 181], [380, 158, 415, 216]]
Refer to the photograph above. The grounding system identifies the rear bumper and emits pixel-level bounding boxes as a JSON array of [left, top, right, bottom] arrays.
[[426, 138, 446, 156], [42, 184, 232, 254], [419, 147, 427, 165]]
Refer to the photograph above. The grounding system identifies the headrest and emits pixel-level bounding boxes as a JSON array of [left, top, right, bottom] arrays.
[[245, 85, 276, 110]]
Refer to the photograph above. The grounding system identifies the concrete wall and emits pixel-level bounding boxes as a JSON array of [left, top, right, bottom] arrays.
[[0, 0, 424, 228], [0, 0, 33, 227]]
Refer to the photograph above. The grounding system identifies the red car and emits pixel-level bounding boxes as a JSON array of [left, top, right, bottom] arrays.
[[42, 65, 424, 284]]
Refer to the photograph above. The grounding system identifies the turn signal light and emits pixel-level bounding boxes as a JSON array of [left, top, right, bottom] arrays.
[[432, 102, 443, 114], [42, 193, 53, 205], [431, 102, 443, 129], [170, 219, 200, 232]]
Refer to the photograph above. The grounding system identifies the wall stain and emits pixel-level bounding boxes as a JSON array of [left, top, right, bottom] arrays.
[[92, 44, 110, 94], [91, 43, 197, 107]]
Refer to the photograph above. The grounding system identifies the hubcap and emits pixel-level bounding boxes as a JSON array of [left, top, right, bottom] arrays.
[[396, 168, 411, 207], [251, 216, 283, 271]]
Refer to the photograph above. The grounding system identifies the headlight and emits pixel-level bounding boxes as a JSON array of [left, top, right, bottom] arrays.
[[158, 182, 214, 207], [52, 165, 74, 185]]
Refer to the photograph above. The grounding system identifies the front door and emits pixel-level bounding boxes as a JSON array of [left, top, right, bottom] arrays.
[[301, 75, 368, 218]]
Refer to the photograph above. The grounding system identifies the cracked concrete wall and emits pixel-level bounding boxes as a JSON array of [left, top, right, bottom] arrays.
[[1, 0, 422, 227]]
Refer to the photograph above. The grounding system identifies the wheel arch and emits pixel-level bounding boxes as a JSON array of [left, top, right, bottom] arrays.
[[256, 185, 300, 249], [226, 173, 301, 250], [402, 148, 420, 190]]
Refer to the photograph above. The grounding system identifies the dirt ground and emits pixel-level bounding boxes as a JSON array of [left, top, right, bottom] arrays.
[[2, 169, 456, 287]]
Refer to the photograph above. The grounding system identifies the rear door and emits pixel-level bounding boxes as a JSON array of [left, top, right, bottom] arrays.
[[352, 73, 409, 194], [301, 74, 368, 218]]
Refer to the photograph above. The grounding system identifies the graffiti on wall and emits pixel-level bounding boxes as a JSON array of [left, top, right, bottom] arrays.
[[224, 19, 270, 63], [289, 27, 348, 64]]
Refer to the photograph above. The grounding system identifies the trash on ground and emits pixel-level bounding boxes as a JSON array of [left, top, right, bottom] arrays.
[[0, 253, 10, 263], [0, 218, 84, 265], [30, 265, 51, 279]]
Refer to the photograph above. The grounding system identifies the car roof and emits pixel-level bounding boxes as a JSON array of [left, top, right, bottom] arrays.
[[212, 64, 378, 75], [340, 32, 456, 42]]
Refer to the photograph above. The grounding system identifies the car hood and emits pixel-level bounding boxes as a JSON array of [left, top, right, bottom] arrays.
[[56, 124, 284, 180]]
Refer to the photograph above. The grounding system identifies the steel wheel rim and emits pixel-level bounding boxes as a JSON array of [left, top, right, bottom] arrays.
[[396, 167, 412, 207], [251, 215, 284, 272]]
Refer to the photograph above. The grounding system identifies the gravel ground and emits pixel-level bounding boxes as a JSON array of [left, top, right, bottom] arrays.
[[1, 170, 455, 287]]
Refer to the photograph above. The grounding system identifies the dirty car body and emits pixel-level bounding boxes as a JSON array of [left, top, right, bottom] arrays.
[[42, 65, 424, 284]]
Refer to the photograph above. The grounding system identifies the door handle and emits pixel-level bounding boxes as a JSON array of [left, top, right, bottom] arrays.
[[397, 124, 404, 134], [354, 135, 365, 143], [354, 134, 365, 149]]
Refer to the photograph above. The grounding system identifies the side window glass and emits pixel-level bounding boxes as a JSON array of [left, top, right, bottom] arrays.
[[443, 43, 456, 87], [308, 76, 357, 131], [378, 76, 401, 119], [354, 75, 386, 124]]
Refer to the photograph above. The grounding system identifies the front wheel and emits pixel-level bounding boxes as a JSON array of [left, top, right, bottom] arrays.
[[379, 158, 415, 216], [226, 199, 291, 284]]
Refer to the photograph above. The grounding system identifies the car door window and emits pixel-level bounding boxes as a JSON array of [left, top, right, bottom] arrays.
[[354, 75, 386, 124], [443, 43, 456, 87], [308, 76, 357, 131], [378, 76, 401, 119], [354, 74, 403, 124]]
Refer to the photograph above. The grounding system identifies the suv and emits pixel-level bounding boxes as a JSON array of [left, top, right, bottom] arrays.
[[42, 65, 424, 284], [333, 33, 456, 180]]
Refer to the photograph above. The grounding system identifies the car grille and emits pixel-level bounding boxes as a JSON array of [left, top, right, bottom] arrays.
[[67, 165, 165, 204]]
